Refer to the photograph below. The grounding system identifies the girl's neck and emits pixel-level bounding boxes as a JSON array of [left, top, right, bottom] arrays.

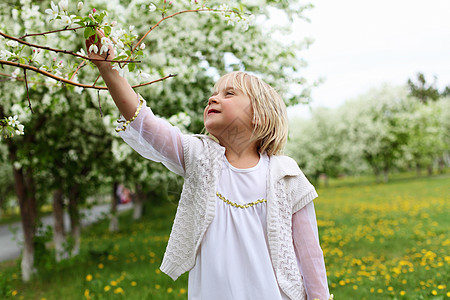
[[224, 144, 260, 169]]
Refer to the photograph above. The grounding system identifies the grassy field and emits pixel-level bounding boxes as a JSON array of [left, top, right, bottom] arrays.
[[0, 173, 449, 299]]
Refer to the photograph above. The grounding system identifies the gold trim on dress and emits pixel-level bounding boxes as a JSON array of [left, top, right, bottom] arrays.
[[216, 192, 266, 209]]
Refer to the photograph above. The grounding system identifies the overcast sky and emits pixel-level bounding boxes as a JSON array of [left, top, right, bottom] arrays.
[[286, 0, 450, 118]]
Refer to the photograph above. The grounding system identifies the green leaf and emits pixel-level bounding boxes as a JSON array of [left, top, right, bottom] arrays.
[[84, 27, 95, 39], [103, 26, 111, 36], [128, 63, 135, 72]]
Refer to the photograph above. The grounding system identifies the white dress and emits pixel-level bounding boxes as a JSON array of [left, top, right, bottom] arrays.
[[118, 99, 330, 300], [188, 153, 289, 300]]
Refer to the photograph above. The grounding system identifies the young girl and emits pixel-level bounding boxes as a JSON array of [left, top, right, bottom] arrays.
[[87, 32, 331, 300]]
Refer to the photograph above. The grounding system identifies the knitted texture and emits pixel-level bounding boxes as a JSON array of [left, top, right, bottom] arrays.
[[160, 135, 224, 279], [159, 136, 317, 300]]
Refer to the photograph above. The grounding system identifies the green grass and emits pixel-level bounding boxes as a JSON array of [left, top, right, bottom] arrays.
[[0, 174, 449, 299]]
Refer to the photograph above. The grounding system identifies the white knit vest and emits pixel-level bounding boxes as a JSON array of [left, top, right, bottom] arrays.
[[160, 135, 317, 300]]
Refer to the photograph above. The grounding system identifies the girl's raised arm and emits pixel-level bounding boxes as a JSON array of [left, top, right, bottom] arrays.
[[86, 31, 185, 175], [85, 30, 138, 120]]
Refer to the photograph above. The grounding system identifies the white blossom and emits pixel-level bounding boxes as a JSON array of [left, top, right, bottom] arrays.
[[58, 15, 74, 26], [16, 124, 25, 135], [88, 44, 99, 54], [7, 115, 18, 126], [0, 50, 14, 60], [149, 3, 156, 12], [11, 68, 20, 79], [137, 71, 151, 82], [76, 48, 86, 56], [6, 40, 19, 48], [139, 43, 146, 50], [45, 1, 59, 22], [58, 0, 68, 12], [112, 64, 125, 77]]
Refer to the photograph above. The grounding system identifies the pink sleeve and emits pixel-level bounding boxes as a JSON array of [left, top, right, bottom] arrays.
[[117, 98, 185, 176], [292, 201, 330, 300]]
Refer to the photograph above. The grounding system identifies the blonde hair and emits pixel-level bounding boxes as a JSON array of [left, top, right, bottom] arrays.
[[213, 71, 288, 156]]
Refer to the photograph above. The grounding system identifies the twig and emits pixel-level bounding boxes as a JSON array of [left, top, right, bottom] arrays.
[[131, 73, 177, 88], [97, 90, 103, 117], [19, 26, 85, 39], [69, 61, 86, 81], [0, 31, 139, 64], [92, 74, 101, 86], [131, 8, 244, 53], [0, 60, 176, 90], [0, 71, 57, 86], [23, 69, 34, 113]]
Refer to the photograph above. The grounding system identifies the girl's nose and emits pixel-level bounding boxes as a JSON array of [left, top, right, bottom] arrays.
[[208, 95, 219, 105]]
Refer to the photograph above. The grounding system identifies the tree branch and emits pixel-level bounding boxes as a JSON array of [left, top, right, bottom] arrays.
[[19, 26, 85, 39], [23, 69, 33, 113], [0, 31, 139, 64], [0, 59, 176, 90]]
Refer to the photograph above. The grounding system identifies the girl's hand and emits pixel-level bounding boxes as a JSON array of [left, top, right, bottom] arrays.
[[85, 29, 115, 70]]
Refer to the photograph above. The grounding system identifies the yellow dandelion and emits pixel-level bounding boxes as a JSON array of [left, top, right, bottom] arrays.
[[377, 289, 383, 293], [353, 285, 358, 290], [431, 290, 437, 296], [12, 290, 18, 296], [155, 269, 161, 274], [131, 281, 137, 287], [437, 285, 445, 290], [98, 263, 104, 269], [86, 274, 93, 281], [180, 288, 186, 294], [388, 286, 394, 291], [155, 284, 161, 290], [104, 285, 111, 292], [167, 287, 173, 293], [447, 292, 450, 297], [84, 289, 90, 298], [114, 287, 124, 294], [111, 280, 117, 286], [400, 291, 405, 296]]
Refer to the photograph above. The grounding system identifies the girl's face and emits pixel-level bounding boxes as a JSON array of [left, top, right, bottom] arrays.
[[204, 79, 254, 145]]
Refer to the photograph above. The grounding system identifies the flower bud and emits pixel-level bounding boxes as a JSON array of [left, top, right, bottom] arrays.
[[111, 21, 117, 27], [139, 43, 146, 50], [92, 8, 97, 13], [77, 2, 83, 11]]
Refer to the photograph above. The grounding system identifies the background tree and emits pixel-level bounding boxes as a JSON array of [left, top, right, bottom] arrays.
[[407, 72, 441, 104]]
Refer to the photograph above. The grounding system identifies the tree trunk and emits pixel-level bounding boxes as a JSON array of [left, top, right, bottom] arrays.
[[427, 164, 433, 176], [383, 167, 389, 183], [10, 151, 37, 282], [52, 189, 67, 261], [109, 182, 119, 232], [68, 186, 81, 256], [437, 156, 445, 174], [373, 167, 381, 183], [416, 163, 421, 176], [133, 184, 145, 220]]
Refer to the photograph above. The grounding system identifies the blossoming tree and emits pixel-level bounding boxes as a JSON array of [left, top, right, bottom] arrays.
[[0, 0, 313, 281]]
